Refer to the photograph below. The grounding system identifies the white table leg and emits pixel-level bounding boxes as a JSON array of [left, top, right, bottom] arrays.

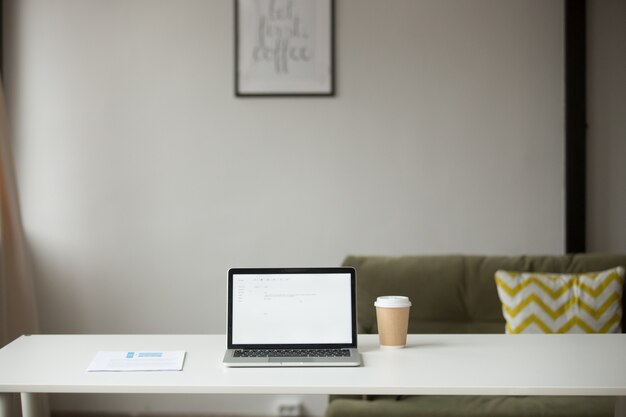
[[20, 393, 40, 417], [616, 397, 626, 417], [0, 393, 13, 417]]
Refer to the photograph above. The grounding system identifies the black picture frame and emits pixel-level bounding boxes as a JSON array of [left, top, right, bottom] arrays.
[[235, 0, 335, 97]]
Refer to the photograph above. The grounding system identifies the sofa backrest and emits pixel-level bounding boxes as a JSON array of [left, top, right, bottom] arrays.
[[342, 254, 626, 334]]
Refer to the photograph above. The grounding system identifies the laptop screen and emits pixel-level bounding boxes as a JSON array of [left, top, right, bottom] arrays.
[[227, 268, 357, 348]]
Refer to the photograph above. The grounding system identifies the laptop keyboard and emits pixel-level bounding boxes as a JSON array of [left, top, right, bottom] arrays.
[[233, 349, 351, 358]]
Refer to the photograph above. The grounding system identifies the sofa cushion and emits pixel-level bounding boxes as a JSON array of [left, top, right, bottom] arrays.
[[495, 267, 624, 333], [342, 254, 626, 334], [342, 255, 472, 334], [325, 396, 616, 417]]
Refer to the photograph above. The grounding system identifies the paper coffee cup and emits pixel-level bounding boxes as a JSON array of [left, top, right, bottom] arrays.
[[374, 296, 411, 348]]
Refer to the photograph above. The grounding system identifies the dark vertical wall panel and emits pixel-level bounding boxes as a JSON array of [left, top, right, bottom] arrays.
[[565, 0, 587, 253]]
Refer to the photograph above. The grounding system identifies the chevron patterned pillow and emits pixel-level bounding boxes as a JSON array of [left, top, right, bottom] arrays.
[[495, 267, 624, 334]]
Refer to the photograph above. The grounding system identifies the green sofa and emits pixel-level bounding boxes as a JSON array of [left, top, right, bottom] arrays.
[[325, 254, 626, 417]]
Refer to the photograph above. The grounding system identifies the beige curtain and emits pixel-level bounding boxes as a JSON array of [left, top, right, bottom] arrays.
[[0, 78, 40, 347], [0, 78, 48, 417]]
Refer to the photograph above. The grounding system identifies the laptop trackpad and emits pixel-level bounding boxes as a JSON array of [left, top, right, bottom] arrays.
[[269, 357, 315, 363]]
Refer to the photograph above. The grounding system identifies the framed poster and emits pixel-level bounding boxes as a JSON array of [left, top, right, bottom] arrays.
[[235, 0, 335, 97]]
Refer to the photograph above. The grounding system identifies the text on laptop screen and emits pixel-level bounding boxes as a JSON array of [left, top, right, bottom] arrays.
[[231, 273, 353, 345]]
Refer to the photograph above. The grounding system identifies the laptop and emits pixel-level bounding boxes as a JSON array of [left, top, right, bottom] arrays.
[[223, 267, 361, 367]]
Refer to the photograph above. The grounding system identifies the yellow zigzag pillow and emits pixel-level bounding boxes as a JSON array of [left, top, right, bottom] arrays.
[[495, 267, 624, 334]]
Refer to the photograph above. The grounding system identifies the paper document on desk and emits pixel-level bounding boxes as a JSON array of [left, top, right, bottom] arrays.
[[87, 351, 186, 372]]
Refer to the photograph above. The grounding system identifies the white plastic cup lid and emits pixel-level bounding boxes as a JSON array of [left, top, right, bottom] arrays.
[[374, 296, 412, 308]]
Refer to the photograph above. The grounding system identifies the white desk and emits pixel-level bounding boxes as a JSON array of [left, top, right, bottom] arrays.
[[1, 334, 625, 417]]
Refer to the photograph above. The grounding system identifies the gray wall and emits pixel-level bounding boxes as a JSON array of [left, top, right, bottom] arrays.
[[6, 0, 612, 415], [587, 0, 626, 253]]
